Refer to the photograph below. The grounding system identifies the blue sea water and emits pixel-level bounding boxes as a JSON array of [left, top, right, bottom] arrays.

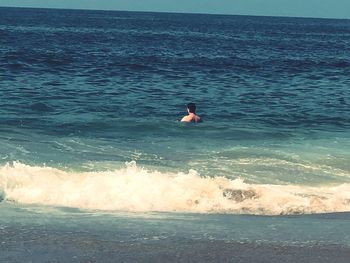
[[1, 6, 350, 210], [0, 7, 350, 260]]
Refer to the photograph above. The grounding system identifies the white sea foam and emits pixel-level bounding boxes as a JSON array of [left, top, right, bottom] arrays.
[[0, 161, 350, 215]]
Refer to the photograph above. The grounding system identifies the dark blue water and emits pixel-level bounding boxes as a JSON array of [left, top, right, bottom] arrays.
[[1, 7, 349, 129], [0, 7, 350, 215]]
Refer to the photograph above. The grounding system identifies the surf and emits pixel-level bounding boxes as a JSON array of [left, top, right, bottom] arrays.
[[1, 161, 349, 215]]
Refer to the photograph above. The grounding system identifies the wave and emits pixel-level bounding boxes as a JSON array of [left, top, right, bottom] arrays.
[[0, 162, 349, 215]]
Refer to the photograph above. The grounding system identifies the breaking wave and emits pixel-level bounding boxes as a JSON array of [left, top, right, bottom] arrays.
[[1, 161, 350, 215]]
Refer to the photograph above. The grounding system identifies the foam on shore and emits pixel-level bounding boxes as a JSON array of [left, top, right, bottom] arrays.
[[1, 162, 350, 215]]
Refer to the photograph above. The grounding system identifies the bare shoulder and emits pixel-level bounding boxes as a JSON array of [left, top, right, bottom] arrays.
[[181, 116, 191, 122]]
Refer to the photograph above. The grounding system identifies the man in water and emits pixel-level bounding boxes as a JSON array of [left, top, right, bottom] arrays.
[[181, 103, 202, 123]]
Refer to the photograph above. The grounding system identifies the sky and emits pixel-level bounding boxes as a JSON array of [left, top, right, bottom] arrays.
[[0, 0, 350, 19]]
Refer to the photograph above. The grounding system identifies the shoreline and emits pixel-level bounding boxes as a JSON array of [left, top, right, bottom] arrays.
[[1, 202, 350, 262], [1, 227, 350, 263]]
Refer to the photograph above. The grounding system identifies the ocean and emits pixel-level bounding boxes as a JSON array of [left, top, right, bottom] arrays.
[[0, 7, 350, 262]]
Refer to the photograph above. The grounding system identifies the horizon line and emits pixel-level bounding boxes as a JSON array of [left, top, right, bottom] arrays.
[[0, 5, 349, 21]]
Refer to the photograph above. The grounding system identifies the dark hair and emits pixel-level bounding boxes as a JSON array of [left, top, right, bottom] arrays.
[[187, 103, 196, 113]]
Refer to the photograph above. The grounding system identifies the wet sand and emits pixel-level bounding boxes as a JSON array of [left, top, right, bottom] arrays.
[[1, 203, 349, 262], [1, 225, 349, 263]]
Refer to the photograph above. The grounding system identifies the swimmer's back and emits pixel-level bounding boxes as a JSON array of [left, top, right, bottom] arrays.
[[181, 114, 201, 123]]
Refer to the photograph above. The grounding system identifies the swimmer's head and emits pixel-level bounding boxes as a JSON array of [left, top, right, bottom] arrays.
[[187, 103, 196, 113]]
